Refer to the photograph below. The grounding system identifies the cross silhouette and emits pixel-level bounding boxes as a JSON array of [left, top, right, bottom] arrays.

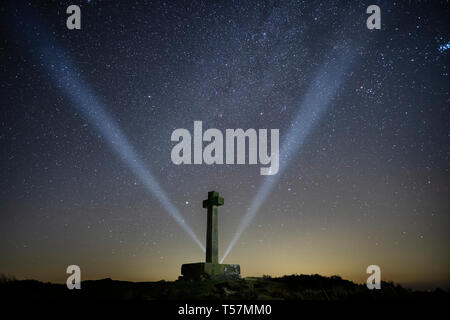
[[203, 191, 224, 263]]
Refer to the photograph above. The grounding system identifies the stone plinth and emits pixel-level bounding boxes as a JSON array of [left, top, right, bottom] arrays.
[[181, 262, 240, 280]]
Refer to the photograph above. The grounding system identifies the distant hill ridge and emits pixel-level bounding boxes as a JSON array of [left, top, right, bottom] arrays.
[[1, 273, 448, 300]]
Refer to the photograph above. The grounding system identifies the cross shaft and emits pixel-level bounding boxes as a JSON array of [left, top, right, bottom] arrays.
[[203, 191, 223, 263]]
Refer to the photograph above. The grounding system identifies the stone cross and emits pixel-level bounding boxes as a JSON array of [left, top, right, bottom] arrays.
[[202, 191, 224, 264], [180, 190, 240, 280]]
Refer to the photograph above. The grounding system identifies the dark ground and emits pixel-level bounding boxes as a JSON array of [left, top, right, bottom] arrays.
[[1, 274, 448, 301]]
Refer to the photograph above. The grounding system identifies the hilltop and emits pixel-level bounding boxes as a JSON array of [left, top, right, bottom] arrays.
[[0, 274, 448, 301]]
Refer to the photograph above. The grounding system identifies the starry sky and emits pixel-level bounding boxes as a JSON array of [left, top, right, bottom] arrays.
[[0, 1, 449, 290]]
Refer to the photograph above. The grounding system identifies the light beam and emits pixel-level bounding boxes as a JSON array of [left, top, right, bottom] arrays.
[[13, 13, 205, 252], [44, 47, 204, 251], [221, 47, 356, 263]]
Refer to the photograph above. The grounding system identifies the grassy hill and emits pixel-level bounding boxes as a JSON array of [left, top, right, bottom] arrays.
[[0, 274, 448, 301]]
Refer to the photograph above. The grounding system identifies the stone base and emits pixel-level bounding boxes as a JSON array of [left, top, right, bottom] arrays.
[[181, 262, 240, 280]]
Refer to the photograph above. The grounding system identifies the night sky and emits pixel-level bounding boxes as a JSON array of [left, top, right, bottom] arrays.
[[1, 1, 449, 290]]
